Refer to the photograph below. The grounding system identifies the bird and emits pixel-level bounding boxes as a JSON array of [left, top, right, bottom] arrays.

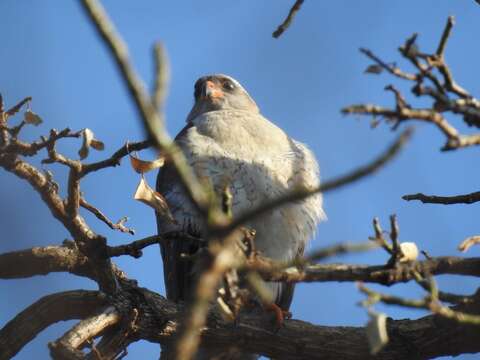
[[156, 73, 325, 323]]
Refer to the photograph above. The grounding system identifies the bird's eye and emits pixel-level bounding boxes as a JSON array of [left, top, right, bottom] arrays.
[[222, 80, 235, 91]]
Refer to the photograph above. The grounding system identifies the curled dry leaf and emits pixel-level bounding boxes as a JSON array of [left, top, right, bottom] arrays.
[[78, 128, 105, 159], [24, 110, 43, 126], [129, 153, 165, 174], [398, 242, 419, 262], [216, 295, 235, 322], [134, 177, 175, 223], [364, 64, 384, 74], [458, 235, 480, 252], [366, 311, 389, 355]]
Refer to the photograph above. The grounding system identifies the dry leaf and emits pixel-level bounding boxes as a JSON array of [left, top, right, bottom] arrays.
[[79, 128, 105, 159], [366, 311, 389, 354], [458, 235, 480, 252], [90, 138, 105, 151], [24, 110, 43, 126], [129, 154, 165, 174], [216, 295, 235, 322], [399, 242, 419, 262], [364, 64, 383, 74], [134, 177, 175, 223]]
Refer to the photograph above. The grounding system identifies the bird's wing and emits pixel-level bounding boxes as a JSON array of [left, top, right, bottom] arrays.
[[156, 123, 203, 302]]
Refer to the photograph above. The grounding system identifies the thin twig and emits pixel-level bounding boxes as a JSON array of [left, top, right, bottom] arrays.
[[81, 139, 151, 177], [272, 0, 304, 38], [436, 16, 455, 57], [304, 241, 380, 263], [0, 290, 106, 359], [107, 235, 164, 258], [402, 191, 480, 205], [360, 48, 417, 81], [458, 236, 480, 253], [5, 97, 31, 118], [80, 197, 135, 235], [248, 256, 480, 285], [358, 283, 480, 326]]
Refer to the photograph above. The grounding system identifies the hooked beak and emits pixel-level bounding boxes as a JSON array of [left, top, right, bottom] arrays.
[[202, 80, 224, 100]]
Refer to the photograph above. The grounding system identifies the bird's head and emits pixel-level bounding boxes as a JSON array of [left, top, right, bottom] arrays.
[[186, 74, 259, 122]]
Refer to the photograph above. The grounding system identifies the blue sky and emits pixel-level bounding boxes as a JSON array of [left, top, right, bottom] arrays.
[[1, 1, 479, 358]]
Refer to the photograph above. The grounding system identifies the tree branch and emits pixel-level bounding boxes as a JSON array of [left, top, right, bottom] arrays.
[[152, 42, 169, 111], [402, 191, 480, 205], [49, 306, 121, 359], [249, 256, 480, 285], [107, 235, 163, 258], [0, 245, 91, 280], [80, 139, 151, 177], [0, 290, 106, 359], [272, 0, 305, 38], [80, 197, 135, 235], [123, 285, 480, 359]]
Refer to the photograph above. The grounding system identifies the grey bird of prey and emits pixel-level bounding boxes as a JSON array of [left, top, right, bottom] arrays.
[[156, 74, 325, 316]]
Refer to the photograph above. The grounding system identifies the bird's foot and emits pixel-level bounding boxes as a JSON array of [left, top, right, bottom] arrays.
[[264, 303, 291, 331]]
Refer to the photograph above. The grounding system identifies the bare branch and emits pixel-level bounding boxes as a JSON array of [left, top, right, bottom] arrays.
[[249, 256, 480, 285], [359, 283, 480, 326], [0, 245, 91, 280], [5, 96, 31, 118], [0, 290, 106, 359], [81, 140, 151, 177], [80, 197, 135, 235], [272, 0, 305, 38], [402, 191, 480, 205], [0, 155, 67, 224], [360, 48, 417, 81], [4, 127, 82, 157], [436, 16, 455, 57], [49, 306, 121, 359], [303, 241, 380, 263], [107, 235, 163, 258], [128, 285, 480, 359], [152, 42, 169, 111], [0, 154, 118, 293], [458, 236, 480, 253]]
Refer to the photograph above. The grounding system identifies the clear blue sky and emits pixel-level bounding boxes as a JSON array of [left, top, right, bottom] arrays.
[[1, 1, 479, 359]]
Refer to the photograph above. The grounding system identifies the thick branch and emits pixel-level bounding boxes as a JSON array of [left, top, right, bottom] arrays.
[[49, 306, 121, 360], [125, 285, 480, 359], [0, 290, 106, 359], [0, 154, 67, 224], [0, 152, 118, 293], [0, 245, 91, 280]]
